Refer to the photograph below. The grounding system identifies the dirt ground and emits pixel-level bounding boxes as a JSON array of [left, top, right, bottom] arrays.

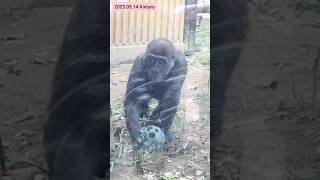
[[110, 63, 210, 180], [216, 0, 320, 180], [0, 7, 71, 180]]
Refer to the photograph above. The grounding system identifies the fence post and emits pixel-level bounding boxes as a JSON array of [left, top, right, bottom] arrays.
[[184, 0, 198, 55]]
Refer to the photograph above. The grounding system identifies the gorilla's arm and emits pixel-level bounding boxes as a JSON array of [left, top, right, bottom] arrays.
[[150, 50, 187, 135], [124, 55, 151, 144]]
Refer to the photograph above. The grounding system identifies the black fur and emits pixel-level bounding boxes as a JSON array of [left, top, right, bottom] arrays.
[[212, 0, 248, 142], [43, 0, 109, 179], [124, 39, 187, 145]]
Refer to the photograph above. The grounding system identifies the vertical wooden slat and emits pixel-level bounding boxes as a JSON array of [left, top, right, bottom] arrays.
[[155, 0, 162, 38], [110, 1, 115, 44], [114, 10, 122, 44], [161, 0, 168, 38], [136, 6, 142, 43], [142, 9, 149, 43], [129, 2, 135, 44], [122, 8, 130, 44], [167, 0, 173, 41], [148, 0, 156, 41], [173, 0, 179, 42], [120, 11, 123, 43], [179, 0, 184, 42], [111, 0, 185, 46]]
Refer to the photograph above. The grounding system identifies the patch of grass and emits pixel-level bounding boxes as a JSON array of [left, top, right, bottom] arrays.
[[188, 17, 210, 67], [199, 113, 210, 129], [195, 18, 210, 50], [173, 105, 187, 132], [134, 149, 154, 174], [198, 0, 209, 4], [110, 97, 131, 172], [111, 97, 125, 123], [110, 128, 130, 172], [159, 169, 180, 180], [187, 162, 209, 179]]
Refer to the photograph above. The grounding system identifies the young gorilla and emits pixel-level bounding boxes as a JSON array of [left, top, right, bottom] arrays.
[[212, 0, 248, 143], [43, 0, 108, 179], [124, 39, 187, 146]]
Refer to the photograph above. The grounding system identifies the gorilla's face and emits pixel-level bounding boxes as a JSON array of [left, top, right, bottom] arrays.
[[144, 53, 175, 82], [142, 38, 177, 82]]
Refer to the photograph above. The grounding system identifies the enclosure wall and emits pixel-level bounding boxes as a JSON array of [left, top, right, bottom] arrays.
[[110, 0, 185, 63]]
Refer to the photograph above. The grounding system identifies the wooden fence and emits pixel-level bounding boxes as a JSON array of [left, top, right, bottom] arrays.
[[110, 0, 185, 63]]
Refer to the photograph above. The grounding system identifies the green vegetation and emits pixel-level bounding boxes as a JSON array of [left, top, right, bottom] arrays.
[[187, 17, 210, 67]]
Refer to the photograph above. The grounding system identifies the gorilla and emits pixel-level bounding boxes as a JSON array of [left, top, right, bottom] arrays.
[[212, 0, 248, 143], [43, 0, 108, 179], [124, 39, 187, 146]]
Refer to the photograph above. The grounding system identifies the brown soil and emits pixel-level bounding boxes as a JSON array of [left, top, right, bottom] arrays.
[[216, 0, 320, 179], [110, 63, 210, 180], [0, 7, 71, 180]]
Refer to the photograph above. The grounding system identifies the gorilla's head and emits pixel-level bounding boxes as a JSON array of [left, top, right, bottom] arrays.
[[143, 39, 176, 82]]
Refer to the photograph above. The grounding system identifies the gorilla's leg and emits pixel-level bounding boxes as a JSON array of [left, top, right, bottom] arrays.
[[212, 48, 243, 140], [43, 0, 108, 179], [212, 0, 248, 142]]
